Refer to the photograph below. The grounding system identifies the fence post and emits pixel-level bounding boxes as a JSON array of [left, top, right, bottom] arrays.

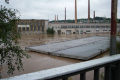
[[80, 72, 86, 80], [94, 68, 99, 80], [105, 66, 111, 80]]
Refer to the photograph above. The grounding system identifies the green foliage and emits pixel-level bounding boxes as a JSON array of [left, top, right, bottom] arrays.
[[118, 19, 120, 23], [5, 0, 9, 4], [46, 28, 55, 34], [100, 72, 104, 80], [0, 5, 30, 78]]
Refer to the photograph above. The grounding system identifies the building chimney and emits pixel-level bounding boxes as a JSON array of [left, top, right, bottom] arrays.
[[55, 15, 56, 22], [88, 0, 90, 23], [94, 11, 95, 21], [75, 0, 77, 23], [57, 15, 58, 22], [65, 7, 66, 23]]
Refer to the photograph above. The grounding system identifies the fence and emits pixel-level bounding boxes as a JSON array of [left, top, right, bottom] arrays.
[[2, 54, 120, 80]]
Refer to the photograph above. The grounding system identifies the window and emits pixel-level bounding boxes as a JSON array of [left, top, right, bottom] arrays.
[[91, 26, 95, 28], [23, 27, 25, 31], [30, 22, 33, 25], [81, 26, 83, 28], [26, 22, 29, 25], [38, 26, 40, 30], [96, 26, 100, 28], [19, 27, 21, 32], [86, 26, 90, 28], [86, 30, 91, 32], [30, 26, 33, 30], [72, 26, 74, 28], [103, 30, 107, 31], [68, 26, 70, 28], [76, 26, 79, 28], [38, 22, 40, 26], [34, 26, 36, 30], [22, 22, 25, 25], [42, 22, 44, 26], [106, 26, 109, 28], [42, 27, 44, 33], [18, 22, 21, 25], [101, 26, 105, 28], [68, 26, 71, 28], [83, 26, 86, 28], [27, 27, 29, 31]]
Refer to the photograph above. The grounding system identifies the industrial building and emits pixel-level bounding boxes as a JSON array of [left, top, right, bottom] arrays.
[[16, 19, 49, 33], [49, 23, 120, 34]]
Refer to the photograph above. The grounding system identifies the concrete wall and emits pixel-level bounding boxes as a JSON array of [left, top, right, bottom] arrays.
[[45, 20, 49, 33]]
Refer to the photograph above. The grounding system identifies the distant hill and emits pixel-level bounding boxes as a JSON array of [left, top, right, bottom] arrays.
[[49, 17, 120, 23]]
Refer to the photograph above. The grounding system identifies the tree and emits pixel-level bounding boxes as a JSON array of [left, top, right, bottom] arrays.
[[46, 28, 55, 34], [0, 5, 30, 78], [5, 0, 9, 4]]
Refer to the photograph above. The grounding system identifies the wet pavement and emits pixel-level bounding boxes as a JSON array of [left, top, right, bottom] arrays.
[[1, 33, 110, 80]]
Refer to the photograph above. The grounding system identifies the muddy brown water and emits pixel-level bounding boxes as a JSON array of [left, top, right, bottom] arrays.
[[1, 33, 110, 80]]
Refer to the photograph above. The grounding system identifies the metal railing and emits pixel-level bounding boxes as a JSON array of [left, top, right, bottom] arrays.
[[2, 54, 120, 80]]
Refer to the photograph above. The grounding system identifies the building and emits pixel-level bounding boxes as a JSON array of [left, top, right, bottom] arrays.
[[16, 19, 120, 34], [16, 19, 49, 33], [49, 23, 120, 34]]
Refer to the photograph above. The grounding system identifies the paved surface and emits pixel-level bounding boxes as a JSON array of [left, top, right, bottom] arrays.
[[26, 37, 109, 60]]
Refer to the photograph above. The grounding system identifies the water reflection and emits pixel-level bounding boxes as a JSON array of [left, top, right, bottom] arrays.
[[1, 33, 110, 79]]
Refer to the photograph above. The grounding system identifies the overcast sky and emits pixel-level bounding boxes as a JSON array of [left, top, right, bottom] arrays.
[[1, 0, 120, 21]]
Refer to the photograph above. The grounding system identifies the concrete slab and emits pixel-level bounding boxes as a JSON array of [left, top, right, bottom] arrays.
[[25, 37, 109, 60]]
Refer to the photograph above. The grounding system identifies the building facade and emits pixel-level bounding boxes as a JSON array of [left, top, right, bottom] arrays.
[[16, 19, 49, 33], [49, 23, 120, 34]]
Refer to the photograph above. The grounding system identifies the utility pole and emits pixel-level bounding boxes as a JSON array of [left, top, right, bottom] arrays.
[[110, 0, 118, 56], [110, 0, 119, 80]]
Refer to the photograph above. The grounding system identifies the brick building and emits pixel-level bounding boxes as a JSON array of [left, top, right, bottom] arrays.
[[16, 19, 49, 33]]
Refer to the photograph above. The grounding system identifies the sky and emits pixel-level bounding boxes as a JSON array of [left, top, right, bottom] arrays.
[[0, 0, 120, 21]]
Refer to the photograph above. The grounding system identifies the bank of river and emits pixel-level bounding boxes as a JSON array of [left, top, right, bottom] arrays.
[[1, 33, 110, 80]]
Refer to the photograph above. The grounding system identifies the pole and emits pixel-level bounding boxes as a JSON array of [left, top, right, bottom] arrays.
[[75, 0, 77, 23], [65, 7, 66, 23], [110, 0, 118, 79], [110, 0, 118, 56], [88, 0, 90, 23], [55, 15, 56, 23]]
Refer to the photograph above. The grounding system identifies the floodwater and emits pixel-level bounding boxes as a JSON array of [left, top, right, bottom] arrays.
[[1, 33, 110, 80]]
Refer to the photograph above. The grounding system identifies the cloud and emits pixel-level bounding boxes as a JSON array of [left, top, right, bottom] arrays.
[[0, 0, 120, 21]]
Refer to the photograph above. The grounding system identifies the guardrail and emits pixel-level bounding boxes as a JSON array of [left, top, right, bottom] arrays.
[[2, 54, 120, 80]]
